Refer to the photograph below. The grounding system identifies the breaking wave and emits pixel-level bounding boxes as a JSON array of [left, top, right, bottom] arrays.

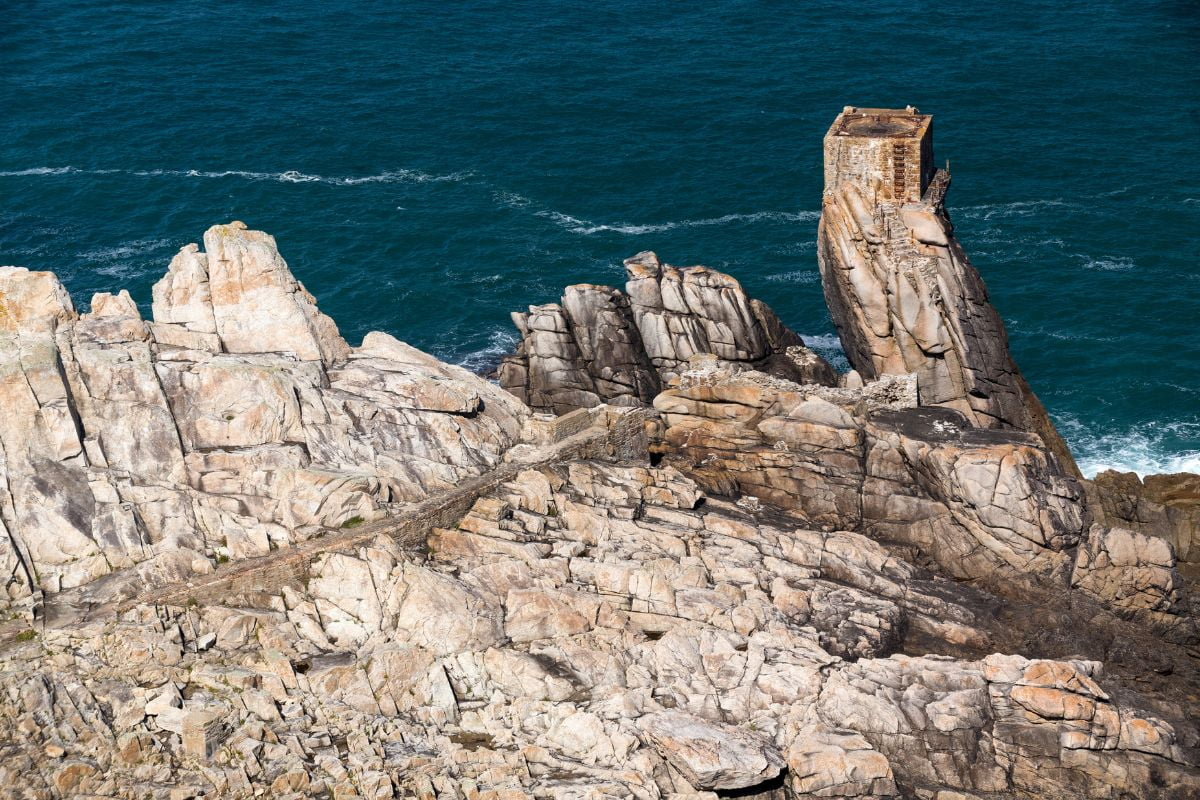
[[798, 333, 850, 371], [452, 328, 519, 376], [1057, 415, 1200, 478]]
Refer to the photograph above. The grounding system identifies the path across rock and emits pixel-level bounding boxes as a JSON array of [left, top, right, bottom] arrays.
[[2, 412, 642, 648]]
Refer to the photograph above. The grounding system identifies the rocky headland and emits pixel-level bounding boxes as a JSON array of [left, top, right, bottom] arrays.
[[0, 108, 1197, 799]]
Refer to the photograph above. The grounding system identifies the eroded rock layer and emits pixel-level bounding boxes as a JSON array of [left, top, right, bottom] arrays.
[[499, 251, 836, 414]]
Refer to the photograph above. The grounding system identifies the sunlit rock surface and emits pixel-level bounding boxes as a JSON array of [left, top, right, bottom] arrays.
[[0, 223, 528, 611]]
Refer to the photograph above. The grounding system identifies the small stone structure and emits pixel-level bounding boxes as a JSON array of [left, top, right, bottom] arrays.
[[181, 709, 230, 760], [823, 106, 934, 203]]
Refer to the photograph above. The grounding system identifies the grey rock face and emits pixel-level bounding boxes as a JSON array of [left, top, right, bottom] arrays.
[[1072, 524, 1195, 640], [1088, 470, 1200, 582], [500, 252, 837, 414], [652, 362, 1194, 640]]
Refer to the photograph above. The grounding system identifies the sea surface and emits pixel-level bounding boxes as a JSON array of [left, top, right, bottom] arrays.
[[2, 1, 1198, 477]]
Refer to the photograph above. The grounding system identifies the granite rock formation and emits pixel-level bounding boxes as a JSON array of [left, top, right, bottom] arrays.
[[650, 358, 1197, 643], [0, 222, 527, 617], [499, 251, 837, 414], [2, 461, 1198, 799], [1089, 470, 1200, 582], [1, 106, 1199, 800], [816, 107, 1078, 475]]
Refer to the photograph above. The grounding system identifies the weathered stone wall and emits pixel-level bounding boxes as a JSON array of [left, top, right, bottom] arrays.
[[521, 407, 603, 445], [823, 107, 933, 203]]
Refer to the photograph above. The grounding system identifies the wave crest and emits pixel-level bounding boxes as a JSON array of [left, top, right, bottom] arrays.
[[1056, 416, 1200, 478], [1, 166, 470, 184], [537, 209, 820, 235]]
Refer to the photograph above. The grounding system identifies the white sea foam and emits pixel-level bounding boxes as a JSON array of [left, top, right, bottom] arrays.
[[1079, 255, 1135, 272], [1078, 443, 1200, 479], [955, 199, 1076, 221], [332, 170, 471, 185], [73, 237, 176, 282], [539, 209, 820, 235], [765, 269, 820, 284], [76, 238, 173, 263], [2, 166, 469, 184], [454, 328, 520, 375], [1057, 416, 1200, 478], [1005, 319, 1119, 343], [493, 190, 532, 208], [0, 166, 82, 176], [798, 333, 850, 371]]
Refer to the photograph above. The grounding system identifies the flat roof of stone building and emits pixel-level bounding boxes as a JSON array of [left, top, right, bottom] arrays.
[[827, 107, 931, 140]]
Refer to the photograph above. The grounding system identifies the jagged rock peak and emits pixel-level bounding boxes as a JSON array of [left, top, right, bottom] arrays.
[[499, 251, 838, 414], [152, 221, 351, 365], [0, 224, 528, 615]]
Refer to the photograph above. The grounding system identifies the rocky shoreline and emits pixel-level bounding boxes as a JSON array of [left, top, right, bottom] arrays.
[[0, 109, 1197, 799]]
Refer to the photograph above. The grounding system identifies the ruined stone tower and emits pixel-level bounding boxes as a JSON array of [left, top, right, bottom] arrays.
[[823, 106, 935, 203]]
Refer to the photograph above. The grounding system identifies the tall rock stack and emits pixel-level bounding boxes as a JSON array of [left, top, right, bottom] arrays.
[[817, 107, 1079, 474]]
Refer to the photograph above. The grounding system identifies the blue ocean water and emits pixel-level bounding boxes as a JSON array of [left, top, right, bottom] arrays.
[[2, 1, 1197, 477]]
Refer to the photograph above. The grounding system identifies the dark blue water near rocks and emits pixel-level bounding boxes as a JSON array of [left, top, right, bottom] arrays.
[[2, 1, 1198, 476]]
